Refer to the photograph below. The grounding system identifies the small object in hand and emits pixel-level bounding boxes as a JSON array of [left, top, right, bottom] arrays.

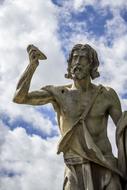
[[27, 44, 47, 60]]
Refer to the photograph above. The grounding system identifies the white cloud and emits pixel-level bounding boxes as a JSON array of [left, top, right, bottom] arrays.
[[0, 0, 68, 134], [0, 1, 65, 189], [74, 0, 98, 10], [0, 121, 9, 153], [105, 10, 127, 38], [0, 126, 64, 190], [73, 0, 127, 10], [100, 0, 127, 9]]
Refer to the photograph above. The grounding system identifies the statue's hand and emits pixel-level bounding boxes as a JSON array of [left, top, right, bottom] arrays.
[[27, 44, 47, 65]]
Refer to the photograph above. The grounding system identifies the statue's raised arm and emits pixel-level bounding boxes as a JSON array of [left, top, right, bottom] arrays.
[[13, 45, 54, 105]]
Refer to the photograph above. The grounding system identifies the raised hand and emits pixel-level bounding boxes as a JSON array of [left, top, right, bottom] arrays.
[[27, 44, 47, 64]]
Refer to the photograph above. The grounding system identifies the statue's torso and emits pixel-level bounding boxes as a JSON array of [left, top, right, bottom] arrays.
[[47, 84, 114, 156]]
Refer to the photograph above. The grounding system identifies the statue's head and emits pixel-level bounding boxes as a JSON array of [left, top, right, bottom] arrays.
[[65, 44, 100, 80]]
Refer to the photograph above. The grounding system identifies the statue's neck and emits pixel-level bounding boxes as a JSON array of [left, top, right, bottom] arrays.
[[72, 76, 92, 92]]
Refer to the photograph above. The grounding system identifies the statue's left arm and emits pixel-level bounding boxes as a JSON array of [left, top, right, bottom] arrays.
[[108, 88, 127, 180], [108, 88, 122, 125]]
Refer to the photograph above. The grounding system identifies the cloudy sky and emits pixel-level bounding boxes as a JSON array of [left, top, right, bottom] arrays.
[[0, 0, 127, 189]]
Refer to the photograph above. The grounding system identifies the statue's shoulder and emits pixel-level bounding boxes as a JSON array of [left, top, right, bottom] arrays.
[[54, 84, 72, 91], [41, 84, 72, 95], [100, 85, 115, 93], [100, 85, 120, 102]]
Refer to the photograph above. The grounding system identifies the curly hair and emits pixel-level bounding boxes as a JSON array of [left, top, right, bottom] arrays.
[[65, 44, 100, 80]]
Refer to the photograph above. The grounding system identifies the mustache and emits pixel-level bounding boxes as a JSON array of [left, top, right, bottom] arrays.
[[71, 65, 82, 74], [71, 67, 84, 80]]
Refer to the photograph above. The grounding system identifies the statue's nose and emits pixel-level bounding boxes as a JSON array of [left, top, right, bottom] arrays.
[[75, 56, 80, 65]]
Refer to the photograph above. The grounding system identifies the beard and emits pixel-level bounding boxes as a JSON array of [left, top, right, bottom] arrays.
[[71, 68, 89, 80]]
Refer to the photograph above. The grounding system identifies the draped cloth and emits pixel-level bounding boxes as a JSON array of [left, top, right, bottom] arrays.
[[63, 163, 94, 190], [61, 119, 122, 190], [61, 110, 127, 189], [63, 161, 122, 190]]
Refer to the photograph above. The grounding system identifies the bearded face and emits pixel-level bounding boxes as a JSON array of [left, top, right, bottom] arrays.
[[70, 50, 91, 80]]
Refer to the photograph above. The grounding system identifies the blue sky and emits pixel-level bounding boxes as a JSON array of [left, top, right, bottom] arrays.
[[0, 0, 127, 189], [52, 0, 127, 50]]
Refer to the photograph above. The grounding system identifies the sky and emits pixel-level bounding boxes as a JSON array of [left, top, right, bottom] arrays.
[[0, 0, 127, 189]]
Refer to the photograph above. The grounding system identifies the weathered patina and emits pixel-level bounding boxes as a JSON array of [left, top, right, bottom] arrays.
[[13, 44, 127, 189]]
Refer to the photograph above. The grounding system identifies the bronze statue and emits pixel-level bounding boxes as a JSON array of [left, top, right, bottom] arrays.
[[13, 44, 127, 189]]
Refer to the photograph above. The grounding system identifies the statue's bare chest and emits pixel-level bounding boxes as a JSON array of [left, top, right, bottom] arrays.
[[56, 88, 110, 119]]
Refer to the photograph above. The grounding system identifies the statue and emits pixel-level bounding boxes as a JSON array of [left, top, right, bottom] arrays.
[[13, 44, 127, 189]]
